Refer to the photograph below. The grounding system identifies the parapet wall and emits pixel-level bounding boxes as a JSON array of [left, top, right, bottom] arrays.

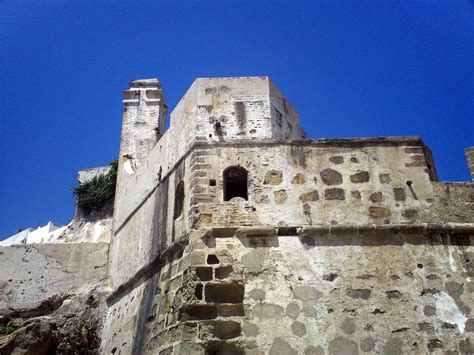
[[191, 137, 437, 229], [0, 243, 109, 311]]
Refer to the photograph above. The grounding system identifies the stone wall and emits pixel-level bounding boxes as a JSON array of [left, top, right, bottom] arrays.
[[0, 243, 109, 311], [191, 138, 439, 229], [421, 182, 474, 223], [100, 227, 474, 354]]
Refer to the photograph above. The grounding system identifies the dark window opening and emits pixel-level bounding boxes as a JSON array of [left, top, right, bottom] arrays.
[[174, 181, 184, 219], [223, 166, 248, 201]]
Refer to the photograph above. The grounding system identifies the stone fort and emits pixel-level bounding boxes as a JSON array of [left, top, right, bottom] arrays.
[[1, 77, 473, 354]]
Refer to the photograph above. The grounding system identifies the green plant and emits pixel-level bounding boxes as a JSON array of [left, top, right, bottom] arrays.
[[73, 160, 118, 216], [0, 325, 21, 335], [55, 321, 100, 354]]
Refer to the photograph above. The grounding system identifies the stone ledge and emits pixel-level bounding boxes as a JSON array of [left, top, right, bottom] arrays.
[[201, 224, 474, 239], [235, 227, 277, 238], [299, 223, 474, 236]]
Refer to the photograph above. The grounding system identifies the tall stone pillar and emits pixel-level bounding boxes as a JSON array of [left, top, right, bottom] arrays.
[[114, 79, 167, 216], [119, 78, 167, 171], [465, 147, 474, 181]]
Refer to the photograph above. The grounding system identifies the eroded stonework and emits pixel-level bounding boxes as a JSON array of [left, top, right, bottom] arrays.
[[1, 77, 473, 354]]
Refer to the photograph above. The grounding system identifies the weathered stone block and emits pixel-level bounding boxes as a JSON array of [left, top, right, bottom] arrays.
[[329, 156, 344, 164], [379, 173, 391, 184], [255, 303, 284, 319], [274, 190, 288, 204], [180, 305, 218, 320], [286, 302, 301, 319], [205, 283, 244, 303], [291, 321, 306, 336], [370, 192, 384, 202], [300, 190, 319, 202], [346, 288, 371, 300], [217, 304, 245, 317], [196, 266, 213, 281], [329, 337, 358, 354], [242, 322, 259, 337], [291, 173, 305, 184], [270, 338, 297, 355], [340, 318, 356, 334], [351, 190, 361, 199], [215, 266, 233, 279], [264, 170, 283, 185], [369, 206, 391, 219], [320, 169, 343, 185], [350, 170, 370, 183], [209, 320, 241, 339], [393, 188, 406, 201], [249, 289, 265, 301], [402, 209, 418, 219], [325, 188, 345, 200]]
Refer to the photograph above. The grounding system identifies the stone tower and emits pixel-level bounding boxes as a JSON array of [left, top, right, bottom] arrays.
[[118, 78, 167, 175], [97, 77, 474, 354]]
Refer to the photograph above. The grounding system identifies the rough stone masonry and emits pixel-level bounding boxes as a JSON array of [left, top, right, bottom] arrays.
[[1, 76, 473, 354]]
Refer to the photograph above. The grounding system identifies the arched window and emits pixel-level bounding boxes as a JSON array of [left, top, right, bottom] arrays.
[[223, 166, 248, 201], [174, 181, 184, 219]]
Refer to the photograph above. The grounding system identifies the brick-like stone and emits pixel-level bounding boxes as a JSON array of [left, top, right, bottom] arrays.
[[291, 321, 306, 336], [346, 288, 371, 300], [370, 192, 384, 203], [329, 156, 344, 164], [300, 190, 319, 202], [340, 318, 356, 334], [274, 190, 288, 204], [270, 338, 297, 355], [329, 337, 358, 355], [369, 206, 391, 219], [291, 173, 305, 184], [350, 171, 370, 183], [393, 188, 406, 201], [264, 170, 283, 185], [325, 188, 345, 200], [379, 173, 391, 184], [320, 169, 343, 185]]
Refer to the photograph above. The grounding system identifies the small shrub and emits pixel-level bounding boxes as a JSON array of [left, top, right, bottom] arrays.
[[73, 160, 117, 216], [54, 321, 100, 354], [0, 325, 21, 335]]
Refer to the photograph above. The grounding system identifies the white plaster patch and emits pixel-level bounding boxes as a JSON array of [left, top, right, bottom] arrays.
[[434, 292, 466, 333], [124, 159, 135, 174], [448, 248, 457, 272]]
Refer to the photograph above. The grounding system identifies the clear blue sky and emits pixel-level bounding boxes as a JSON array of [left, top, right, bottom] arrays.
[[0, 1, 472, 239]]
